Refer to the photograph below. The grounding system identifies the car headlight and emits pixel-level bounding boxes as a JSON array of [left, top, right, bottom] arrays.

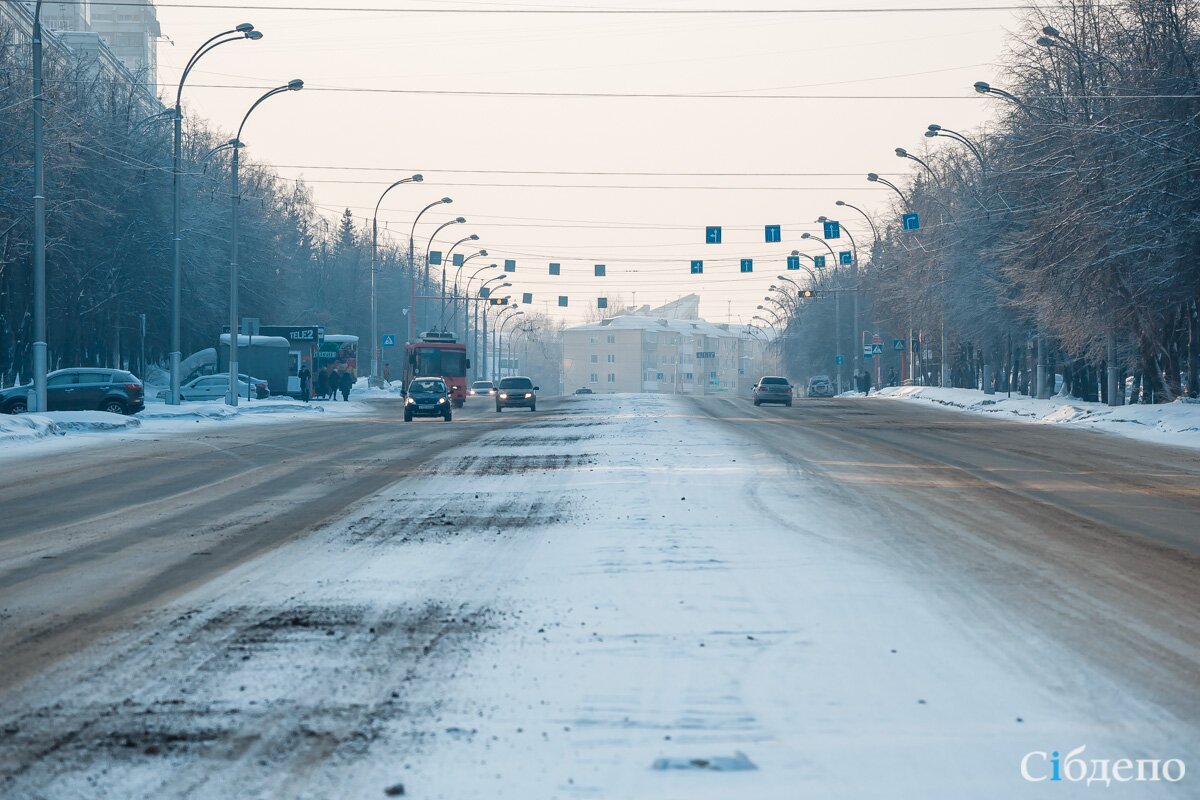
[[524, 393, 532, 399], [499, 393, 508, 399], [437, 397, 446, 404], [405, 397, 414, 405]]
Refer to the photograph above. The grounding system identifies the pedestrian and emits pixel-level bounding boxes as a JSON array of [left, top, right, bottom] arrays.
[[299, 363, 311, 402], [383, 362, 391, 387], [315, 366, 329, 400], [339, 368, 354, 401], [329, 366, 340, 400]]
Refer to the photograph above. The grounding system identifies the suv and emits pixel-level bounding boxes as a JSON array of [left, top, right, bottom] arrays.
[[0, 368, 145, 415], [404, 378, 453, 422], [496, 376, 538, 412], [752, 376, 793, 407], [469, 380, 496, 398], [807, 374, 835, 398]]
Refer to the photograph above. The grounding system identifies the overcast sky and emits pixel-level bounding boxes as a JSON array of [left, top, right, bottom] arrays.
[[152, 0, 1028, 326]]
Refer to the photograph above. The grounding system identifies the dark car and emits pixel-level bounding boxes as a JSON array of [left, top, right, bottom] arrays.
[[752, 376, 793, 407], [0, 368, 145, 416], [807, 374, 835, 398], [496, 376, 538, 412], [404, 378, 452, 422], [574, 387, 594, 395]]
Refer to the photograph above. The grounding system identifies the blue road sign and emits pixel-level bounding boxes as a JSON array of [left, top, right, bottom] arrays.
[[765, 225, 782, 243], [452, 253, 464, 267], [597, 297, 608, 308], [839, 251, 853, 266], [902, 212, 921, 231], [893, 338, 906, 352], [558, 296, 569, 307], [813, 255, 827, 269], [786, 255, 801, 271], [823, 220, 841, 239], [706, 226, 722, 244], [522, 292, 533, 304], [549, 262, 561, 275], [428, 251, 442, 266], [480, 287, 490, 298], [381, 334, 396, 347], [863, 344, 874, 359], [871, 342, 885, 355], [835, 355, 845, 365], [504, 259, 516, 272], [594, 264, 606, 277], [740, 259, 753, 273], [690, 260, 704, 274]]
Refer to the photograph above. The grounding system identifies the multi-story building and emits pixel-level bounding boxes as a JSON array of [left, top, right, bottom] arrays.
[[562, 303, 769, 395], [13, 0, 159, 88]]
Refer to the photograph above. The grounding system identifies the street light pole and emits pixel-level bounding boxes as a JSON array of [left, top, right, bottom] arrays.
[[371, 174, 422, 387], [498, 309, 525, 380], [226, 79, 303, 407], [409, 198, 452, 342], [835, 200, 879, 242], [169, 23, 262, 405], [425, 217, 466, 331], [30, 1, 46, 412], [464, 266, 498, 374], [448, 248, 486, 332]]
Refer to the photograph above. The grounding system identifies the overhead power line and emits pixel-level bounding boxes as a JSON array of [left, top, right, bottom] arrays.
[[18, 2, 1038, 15]]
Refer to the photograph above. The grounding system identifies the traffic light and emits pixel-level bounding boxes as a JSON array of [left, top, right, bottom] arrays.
[[796, 289, 819, 299], [489, 297, 507, 306]]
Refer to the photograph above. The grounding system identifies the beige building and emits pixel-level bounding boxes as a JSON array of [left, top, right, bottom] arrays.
[[563, 303, 768, 395], [14, 0, 160, 88]]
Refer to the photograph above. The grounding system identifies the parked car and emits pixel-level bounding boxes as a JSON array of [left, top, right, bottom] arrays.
[[752, 376, 793, 407], [158, 374, 269, 402], [404, 378, 453, 422], [807, 374, 835, 398], [469, 380, 496, 397], [0, 368, 145, 415], [574, 387, 594, 395], [496, 376, 538, 412]]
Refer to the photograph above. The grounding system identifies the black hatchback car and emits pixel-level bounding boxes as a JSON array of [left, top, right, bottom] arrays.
[[0, 368, 145, 415], [404, 378, 453, 422]]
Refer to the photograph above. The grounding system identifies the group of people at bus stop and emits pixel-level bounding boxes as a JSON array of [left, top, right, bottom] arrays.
[[298, 363, 354, 402]]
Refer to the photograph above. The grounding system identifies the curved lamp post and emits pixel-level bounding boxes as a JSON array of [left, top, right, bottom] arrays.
[[895, 147, 944, 190], [409, 197, 452, 341], [498, 310, 526, 380], [835, 200, 879, 242], [925, 124, 986, 170], [866, 172, 908, 205], [479, 278, 511, 379], [371, 174, 422, 385], [167, 22, 262, 405], [225, 78, 303, 406], [426, 217, 466, 332]]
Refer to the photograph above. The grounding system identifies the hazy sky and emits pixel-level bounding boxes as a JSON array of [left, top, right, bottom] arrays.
[[152, 0, 1029, 327]]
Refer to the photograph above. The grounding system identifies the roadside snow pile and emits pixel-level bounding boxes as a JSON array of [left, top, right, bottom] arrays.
[[877, 386, 1200, 448], [0, 414, 62, 443], [0, 411, 140, 443]]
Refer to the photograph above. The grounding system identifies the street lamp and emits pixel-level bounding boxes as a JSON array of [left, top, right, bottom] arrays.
[[446, 248, 486, 331], [895, 147, 944, 189], [498, 310, 526, 380], [426, 217, 467, 332], [924, 124, 986, 170], [866, 172, 908, 205], [410, 197, 452, 342], [167, 22, 262, 405], [225, 78, 304, 407], [835, 200, 879, 241], [371, 174, 422, 386]]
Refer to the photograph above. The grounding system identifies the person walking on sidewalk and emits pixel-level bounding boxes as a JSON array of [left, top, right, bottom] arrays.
[[299, 364, 311, 402], [339, 368, 353, 402], [315, 366, 329, 400]]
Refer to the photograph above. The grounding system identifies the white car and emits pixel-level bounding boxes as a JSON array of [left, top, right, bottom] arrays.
[[158, 374, 269, 401]]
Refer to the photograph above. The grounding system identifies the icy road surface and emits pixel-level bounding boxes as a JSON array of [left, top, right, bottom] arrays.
[[0, 394, 1197, 798]]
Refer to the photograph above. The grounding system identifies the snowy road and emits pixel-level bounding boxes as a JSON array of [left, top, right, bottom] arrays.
[[0, 394, 1197, 798]]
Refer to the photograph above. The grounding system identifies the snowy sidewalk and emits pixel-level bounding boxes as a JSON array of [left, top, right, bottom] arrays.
[[875, 385, 1200, 450]]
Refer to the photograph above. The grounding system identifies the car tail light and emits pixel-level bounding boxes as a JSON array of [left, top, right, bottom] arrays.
[[124, 383, 142, 394]]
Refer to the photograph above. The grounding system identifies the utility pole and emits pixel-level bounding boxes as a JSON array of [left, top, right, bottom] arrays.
[[31, 1, 47, 412]]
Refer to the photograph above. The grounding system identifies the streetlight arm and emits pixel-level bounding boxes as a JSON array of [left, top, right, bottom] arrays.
[[836, 200, 880, 241], [235, 80, 302, 143], [178, 30, 256, 107]]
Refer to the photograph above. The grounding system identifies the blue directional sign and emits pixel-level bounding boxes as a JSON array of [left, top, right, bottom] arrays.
[[786, 255, 801, 271], [823, 220, 841, 239], [765, 225, 782, 243], [549, 262, 561, 275], [893, 338, 906, 352], [740, 259, 753, 273], [428, 251, 442, 266], [381, 334, 396, 347], [835, 355, 845, 365], [902, 212, 921, 231], [479, 287, 490, 298], [839, 251, 853, 266], [813, 255, 827, 269], [452, 253, 464, 267], [594, 264, 606, 277], [504, 259, 516, 272], [706, 226, 722, 244], [597, 297, 608, 308], [558, 296, 569, 307], [863, 344, 874, 359], [690, 260, 704, 274], [522, 292, 533, 304], [871, 342, 885, 355]]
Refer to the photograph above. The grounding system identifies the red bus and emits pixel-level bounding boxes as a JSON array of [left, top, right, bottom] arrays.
[[404, 332, 470, 407]]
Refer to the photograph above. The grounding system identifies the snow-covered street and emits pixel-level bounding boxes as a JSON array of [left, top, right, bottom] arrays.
[[1, 394, 1197, 798]]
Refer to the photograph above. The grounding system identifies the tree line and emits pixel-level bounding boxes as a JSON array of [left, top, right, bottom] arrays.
[[784, 0, 1200, 402], [0, 16, 424, 386]]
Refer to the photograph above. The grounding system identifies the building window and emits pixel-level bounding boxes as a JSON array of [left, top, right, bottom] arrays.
[[684, 373, 694, 381], [590, 354, 598, 363], [589, 373, 598, 383], [607, 354, 615, 363], [589, 336, 598, 344], [607, 373, 616, 382], [606, 334, 615, 344]]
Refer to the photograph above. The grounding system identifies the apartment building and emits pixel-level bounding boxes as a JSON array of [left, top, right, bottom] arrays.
[[13, 0, 160, 87], [562, 315, 767, 395]]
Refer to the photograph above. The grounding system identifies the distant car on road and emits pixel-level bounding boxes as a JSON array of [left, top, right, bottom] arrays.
[[469, 380, 496, 398], [496, 376, 538, 412], [404, 378, 453, 422], [807, 375, 835, 398], [0, 368, 145, 415], [752, 376, 793, 407], [574, 387, 594, 395], [158, 374, 268, 402]]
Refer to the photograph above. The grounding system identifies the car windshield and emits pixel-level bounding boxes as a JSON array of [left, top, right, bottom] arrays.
[[411, 347, 466, 378], [410, 379, 446, 393], [472, 382, 493, 389], [499, 377, 533, 390]]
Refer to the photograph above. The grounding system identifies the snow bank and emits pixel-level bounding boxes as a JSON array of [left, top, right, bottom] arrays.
[[0, 414, 62, 443], [876, 385, 1200, 449]]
